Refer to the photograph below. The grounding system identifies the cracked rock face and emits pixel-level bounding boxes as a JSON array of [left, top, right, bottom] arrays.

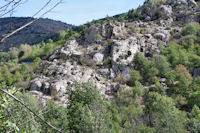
[[111, 37, 139, 65], [29, 20, 173, 104], [28, 0, 199, 105]]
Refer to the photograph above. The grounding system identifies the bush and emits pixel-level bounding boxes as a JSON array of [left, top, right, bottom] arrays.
[[128, 69, 143, 86], [181, 23, 200, 36], [95, 34, 103, 41], [152, 55, 171, 77], [144, 92, 187, 133], [165, 65, 192, 96], [130, 27, 137, 33], [189, 91, 200, 108], [132, 81, 145, 98], [4, 92, 43, 132]]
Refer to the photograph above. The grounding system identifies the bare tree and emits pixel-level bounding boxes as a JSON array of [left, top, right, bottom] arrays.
[[0, 0, 63, 42], [0, 88, 63, 133]]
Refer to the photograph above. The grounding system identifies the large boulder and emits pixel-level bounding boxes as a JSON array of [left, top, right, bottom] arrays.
[[159, 5, 173, 16], [84, 23, 112, 44], [84, 21, 127, 44], [187, 0, 198, 8], [50, 80, 67, 97], [60, 40, 81, 59], [111, 37, 139, 65], [93, 53, 104, 64], [30, 79, 42, 91], [110, 21, 126, 38], [154, 33, 166, 41], [42, 82, 50, 94]]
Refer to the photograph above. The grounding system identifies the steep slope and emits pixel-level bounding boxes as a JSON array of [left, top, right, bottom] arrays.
[[0, 17, 75, 51], [29, 0, 200, 105], [1, 0, 200, 132]]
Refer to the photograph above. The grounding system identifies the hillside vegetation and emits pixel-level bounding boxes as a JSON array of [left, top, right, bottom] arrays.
[[0, 17, 74, 51], [0, 0, 200, 132]]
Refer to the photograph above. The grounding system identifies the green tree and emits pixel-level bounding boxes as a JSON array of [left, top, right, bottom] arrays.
[[162, 41, 189, 67], [151, 55, 171, 77], [133, 52, 149, 73], [187, 105, 200, 132], [1, 65, 13, 86], [42, 43, 54, 56], [144, 92, 187, 133], [3, 92, 42, 132], [41, 101, 68, 132], [189, 91, 200, 108], [132, 81, 145, 99], [13, 71, 23, 83], [128, 69, 143, 86], [181, 23, 200, 36], [67, 82, 107, 133], [9, 47, 19, 59], [166, 65, 192, 96]]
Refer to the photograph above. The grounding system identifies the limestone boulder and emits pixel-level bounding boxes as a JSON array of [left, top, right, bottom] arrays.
[[50, 80, 67, 97], [93, 53, 104, 64]]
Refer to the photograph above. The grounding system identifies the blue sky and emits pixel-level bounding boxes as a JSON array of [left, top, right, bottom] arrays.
[[0, 0, 145, 25]]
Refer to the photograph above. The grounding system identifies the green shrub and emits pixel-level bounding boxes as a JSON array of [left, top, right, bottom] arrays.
[[103, 56, 111, 65], [181, 23, 200, 36], [132, 81, 145, 98], [128, 69, 143, 86], [152, 55, 171, 77], [130, 27, 137, 33], [95, 34, 103, 40], [144, 92, 187, 133]]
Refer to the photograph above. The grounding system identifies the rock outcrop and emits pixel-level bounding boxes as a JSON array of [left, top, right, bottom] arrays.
[[28, 0, 200, 105]]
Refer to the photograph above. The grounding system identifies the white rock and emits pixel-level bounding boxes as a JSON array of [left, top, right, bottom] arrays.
[[111, 37, 139, 65], [93, 53, 104, 64], [154, 33, 166, 41], [51, 80, 67, 96]]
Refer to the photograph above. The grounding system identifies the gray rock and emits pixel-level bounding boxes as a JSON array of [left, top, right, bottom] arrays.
[[59, 40, 80, 59], [145, 16, 151, 21], [158, 17, 173, 27], [49, 50, 59, 61], [51, 80, 67, 96], [30, 80, 42, 91], [110, 69, 116, 79], [30, 91, 43, 97], [111, 84, 121, 92], [82, 69, 93, 82], [187, 0, 197, 8], [42, 82, 50, 94], [84, 21, 126, 44], [93, 53, 104, 64], [111, 37, 139, 65], [122, 66, 131, 81], [99, 68, 110, 76], [154, 33, 166, 41], [84, 24, 110, 44], [173, 0, 188, 6], [159, 5, 172, 16]]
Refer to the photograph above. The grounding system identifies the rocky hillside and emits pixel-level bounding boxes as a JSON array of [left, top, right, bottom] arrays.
[[0, 17, 74, 51], [2, 0, 200, 132], [29, 0, 200, 105]]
